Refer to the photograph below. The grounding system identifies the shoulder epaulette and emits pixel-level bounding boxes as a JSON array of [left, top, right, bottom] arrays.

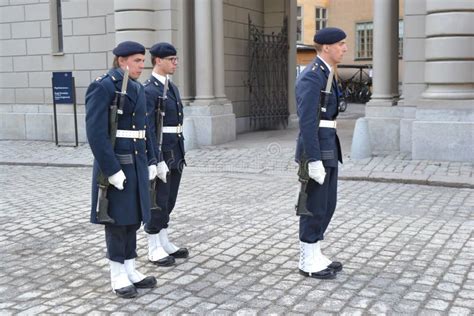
[[311, 63, 319, 71], [143, 79, 151, 86], [94, 73, 108, 82]]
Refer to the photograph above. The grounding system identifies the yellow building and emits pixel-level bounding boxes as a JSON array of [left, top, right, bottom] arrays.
[[296, 0, 404, 67]]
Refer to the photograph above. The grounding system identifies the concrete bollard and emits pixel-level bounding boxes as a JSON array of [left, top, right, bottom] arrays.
[[351, 117, 372, 159]]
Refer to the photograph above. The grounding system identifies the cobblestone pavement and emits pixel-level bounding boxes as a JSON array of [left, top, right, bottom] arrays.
[[0, 164, 473, 315], [0, 104, 473, 314]]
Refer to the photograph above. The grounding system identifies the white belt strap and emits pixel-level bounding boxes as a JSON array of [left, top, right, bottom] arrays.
[[162, 126, 183, 133], [116, 129, 146, 139], [319, 120, 337, 129]]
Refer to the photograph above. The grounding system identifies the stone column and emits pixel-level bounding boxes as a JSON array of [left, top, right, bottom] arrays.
[[175, 0, 195, 102], [410, 0, 474, 161], [354, 0, 402, 157], [212, 0, 227, 101], [184, 0, 235, 148], [369, 0, 399, 105], [422, 0, 474, 99], [114, 0, 155, 49], [193, 0, 214, 101]]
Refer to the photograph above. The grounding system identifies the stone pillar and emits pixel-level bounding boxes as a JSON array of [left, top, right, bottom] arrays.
[[184, 0, 236, 148], [212, 0, 227, 101], [355, 0, 402, 155], [422, 0, 474, 99], [410, 0, 474, 161], [175, 0, 195, 102], [369, 0, 399, 105], [193, 0, 214, 101], [114, 0, 155, 48]]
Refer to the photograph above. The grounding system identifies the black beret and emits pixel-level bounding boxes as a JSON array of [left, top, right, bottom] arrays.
[[150, 42, 177, 58], [112, 41, 145, 57], [314, 27, 346, 44]]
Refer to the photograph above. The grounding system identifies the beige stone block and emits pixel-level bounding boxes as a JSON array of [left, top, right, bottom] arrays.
[[88, 0, 113, 16], [26, 38, 50, 55], [0, 72, 28, 88], [40, 21, 50, 37], [115, 11, 155, 30], [404, 0, 426, 15], [90, 34, 113, 52], [115, 30, 155, 48], [42, 54, 74, 71], [0, 57, 13, 72], [0, 24, 11, 39], [426, 37, 474, 60], [403, 38, 425, 61], [427, 0, 474, 13], [73, 17, 106, 35], [25, 112, 53, 140], [0, 89, 15, 103], [15, 88, 44, 103], [425, 61, 474, 84], [62, 36, 90, 54], [13, 55, 42, 72], [0, 6, 25, 23], [12, 21, 41, 38], [0, 113, 26, 139], [426, 12, 474, 36], [25, 3, 49, 20], [61, 0, 88, 18], [403, 61, 425, 84], [0, 39, 27, 56], [29, 71, 52, 88], [404, 15, 425, 38], [115, 0, 155, 11], [72, 70, 91, 88]]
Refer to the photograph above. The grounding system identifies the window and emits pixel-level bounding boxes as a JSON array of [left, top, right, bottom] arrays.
[[296, 6, 302, 43], [315, 7, 327, 32], [356, 20, 404, 59], [50, 0, 63, 54], [355, 22, 373, 59], [399, 19, 404, 58]]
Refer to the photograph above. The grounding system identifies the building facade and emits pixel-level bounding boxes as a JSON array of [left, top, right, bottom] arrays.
[[1, 0, 472, 161], [362, 0, 473, 162], [0, 0, 297, 150], [295, 0, 472, 162]]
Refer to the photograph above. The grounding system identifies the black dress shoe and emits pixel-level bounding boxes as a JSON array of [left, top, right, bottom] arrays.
[[170, 248, 189, 259], [114, 285, 138, 298], [328, 261, 343, 272], [299, 267, 336, 279], [133, 276, 157, 289], [150, 255, 175, 266]]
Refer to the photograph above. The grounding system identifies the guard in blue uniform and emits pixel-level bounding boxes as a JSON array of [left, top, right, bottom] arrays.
[[85, 41, 158, 298], [143, 42, 189, 266], [295, 28, 348, 279]]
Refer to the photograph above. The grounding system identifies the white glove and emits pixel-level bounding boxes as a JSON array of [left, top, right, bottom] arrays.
[[148, 164, 157, 180], [308, 160, 326, 185], [108, 170, 126, 190], [156, 161, 169, 183]]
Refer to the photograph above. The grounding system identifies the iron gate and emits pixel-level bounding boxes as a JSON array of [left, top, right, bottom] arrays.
[[247, 16, 289, 130]]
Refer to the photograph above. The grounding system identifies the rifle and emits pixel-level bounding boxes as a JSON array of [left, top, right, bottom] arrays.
[[149, 75, 169, 212], [295, 157, 313, 217], [295, 69, 334, 217], [95, 67, 129, 224]]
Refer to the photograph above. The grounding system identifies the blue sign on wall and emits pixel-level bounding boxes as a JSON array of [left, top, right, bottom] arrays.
[[52, 72, 74, 104]]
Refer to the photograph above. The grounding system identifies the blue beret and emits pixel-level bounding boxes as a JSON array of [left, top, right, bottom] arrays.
[[150, 42, 177, 58], [314, 27, 346, 44], [112, 41, 145, 57]]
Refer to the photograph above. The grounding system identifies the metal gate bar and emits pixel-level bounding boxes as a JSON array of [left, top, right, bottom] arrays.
[[248, 16, 289, 130]]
